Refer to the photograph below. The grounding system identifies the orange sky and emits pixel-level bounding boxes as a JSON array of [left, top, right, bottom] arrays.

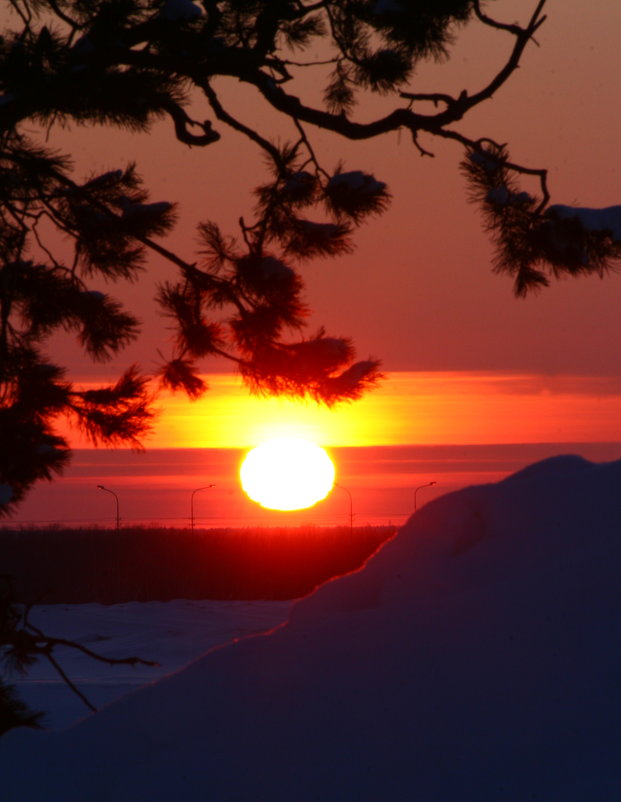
[[63, 370, 621, 450], [25, 367, 621, 529]]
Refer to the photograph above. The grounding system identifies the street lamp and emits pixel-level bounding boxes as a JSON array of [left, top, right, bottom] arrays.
[[334, 482, 353, 533], [414, 481, 437, 513], [97, 484, 120, 530], [191, 484, 215, 532]]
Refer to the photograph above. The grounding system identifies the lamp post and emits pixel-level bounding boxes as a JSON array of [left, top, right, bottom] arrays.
[[191, 484, 215, 532], [334, 482, 353, 534], [97, 484, 120, 530], [414, 481, 437, 513]]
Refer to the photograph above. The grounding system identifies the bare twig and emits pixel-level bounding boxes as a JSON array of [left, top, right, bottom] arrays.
[[44, 651, 98, 712], [200, 80, 282, 165], [411, 132, 435, 159], [399, 92, 455, 108], [159, 99, 221, 147], [474, 0, 547, 37], [450, 1, 548, 123], [45, 0, 81, 31], [292, 119, 330, 180]]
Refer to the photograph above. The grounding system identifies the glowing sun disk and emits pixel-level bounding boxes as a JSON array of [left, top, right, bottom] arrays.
[[240, 438, 335, 511]]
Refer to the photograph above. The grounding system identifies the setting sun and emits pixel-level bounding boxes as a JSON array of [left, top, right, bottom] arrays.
[[240, 438, 335, 511]]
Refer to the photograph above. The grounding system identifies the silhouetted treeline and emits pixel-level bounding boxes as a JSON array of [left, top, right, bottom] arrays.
[[1, 526, 395, 604]]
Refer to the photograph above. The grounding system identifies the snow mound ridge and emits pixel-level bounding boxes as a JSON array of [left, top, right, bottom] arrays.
[[2, 456, 620, 801], [500, 452, 592, 482]]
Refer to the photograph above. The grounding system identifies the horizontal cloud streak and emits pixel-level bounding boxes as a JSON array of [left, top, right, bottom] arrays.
[[60, 371, 621, 448]]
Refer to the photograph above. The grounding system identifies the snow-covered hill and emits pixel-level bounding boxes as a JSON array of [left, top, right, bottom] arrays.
[[9, 599, 292, 731], [2, 455, 620, 801]]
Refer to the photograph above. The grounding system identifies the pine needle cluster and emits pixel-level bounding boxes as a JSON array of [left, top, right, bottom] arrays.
[[157, 143, 388, 404], [0, 133, 164, 516], [462, 143, 621, 296]]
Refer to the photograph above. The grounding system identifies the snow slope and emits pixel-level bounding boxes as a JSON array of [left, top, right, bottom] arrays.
[[11, 600, 292, 731], [2, 455, 620, 801]]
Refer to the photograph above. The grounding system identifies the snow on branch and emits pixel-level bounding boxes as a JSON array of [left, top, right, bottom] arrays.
[[546, 205, 621, 243], [463, 142, 621, 295], [157, 0, 203, 23]]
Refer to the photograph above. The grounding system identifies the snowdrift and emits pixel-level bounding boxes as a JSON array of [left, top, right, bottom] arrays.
[[2, 455, 620, 801]]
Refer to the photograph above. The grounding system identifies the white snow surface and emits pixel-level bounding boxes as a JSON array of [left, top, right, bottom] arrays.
[[2, 455, 620, 801], [119, 198, 172, 218], [328, 170, 386, 194], [372, 0, 404, 14], [258, 256, 294, 281], [467, 150, 500, 172], [548, 203, 621, 242], [9, 600, 291, 732], [298, 220, 341, 237], [71, 35, 96, 56], [157, 0, 202, 21], [283, 171, 314, 192], [486, 186, 533, 207], [84, 169, 123, 188]]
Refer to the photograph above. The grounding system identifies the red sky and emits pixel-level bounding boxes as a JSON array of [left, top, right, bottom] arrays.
[[6, 1, 621, 464], [41, 0, 619, 382]]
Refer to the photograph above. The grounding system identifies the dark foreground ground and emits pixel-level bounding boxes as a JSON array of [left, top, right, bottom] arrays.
[[1, 525, 396, 603]]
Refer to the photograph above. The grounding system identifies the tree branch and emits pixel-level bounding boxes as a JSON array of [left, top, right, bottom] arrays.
[[234, 1, 547, 150], [434, 128, 550, 209], [44, 0, 81, 32], [44, 651, 98, 712], [291, 118, 330, 179], [159, 98, 221, 147], [400, 91, 455, 108], [452, 1, 548, 122], [473, 0, 546, 36], [1, 587, 159, 717], [24, 624, 159, 669], [200, 79, 283, 164]]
